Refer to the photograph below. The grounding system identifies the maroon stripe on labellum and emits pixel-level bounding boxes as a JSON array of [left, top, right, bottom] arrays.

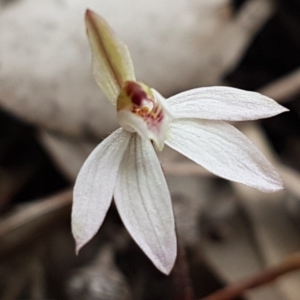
[[125, 81, 147, 106]]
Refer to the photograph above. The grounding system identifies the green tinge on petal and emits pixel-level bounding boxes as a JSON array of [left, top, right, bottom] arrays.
[[85, 9, 136, 104]]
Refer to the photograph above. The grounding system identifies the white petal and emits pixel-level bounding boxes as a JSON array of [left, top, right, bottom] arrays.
[[114, 134, 176, 274], [72, 128, 131, 252], [168, 86, 288, 121], [166, 119, 284, 192]]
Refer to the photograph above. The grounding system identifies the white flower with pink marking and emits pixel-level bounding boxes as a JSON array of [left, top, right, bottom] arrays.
[[72, 10, 288, 274]]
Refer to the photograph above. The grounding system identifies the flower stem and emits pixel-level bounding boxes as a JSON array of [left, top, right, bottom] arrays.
[[172, 235, 195, 300]]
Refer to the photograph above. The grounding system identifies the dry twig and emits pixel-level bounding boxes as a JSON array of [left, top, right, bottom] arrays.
[[0, 189, 72, 256], [259, 67, 300, 103], [200, 253, 300, 300]]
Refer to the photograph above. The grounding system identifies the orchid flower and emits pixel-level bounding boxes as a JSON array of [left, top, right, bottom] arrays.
[[72, 9, 288, 275]]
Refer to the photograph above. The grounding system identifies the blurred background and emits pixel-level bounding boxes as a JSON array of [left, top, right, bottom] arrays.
[[1, 0, 300, 299]]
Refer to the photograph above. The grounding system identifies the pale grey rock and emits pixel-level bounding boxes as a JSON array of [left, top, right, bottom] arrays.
[[0, 0, 274, 139], [0, 0, 274, 180]]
